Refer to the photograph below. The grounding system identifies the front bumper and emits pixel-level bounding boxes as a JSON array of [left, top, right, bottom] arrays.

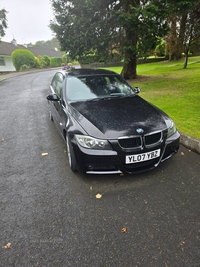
[[71, 131, 180, 175]]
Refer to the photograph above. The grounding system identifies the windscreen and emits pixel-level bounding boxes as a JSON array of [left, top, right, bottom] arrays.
[[66, 75, 134, 101]]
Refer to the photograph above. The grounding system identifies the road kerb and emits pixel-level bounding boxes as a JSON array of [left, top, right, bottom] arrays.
[[180, 132, 200, 155]]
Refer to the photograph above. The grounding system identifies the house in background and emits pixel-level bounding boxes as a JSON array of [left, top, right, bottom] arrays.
[[0, 39, 62, 72]]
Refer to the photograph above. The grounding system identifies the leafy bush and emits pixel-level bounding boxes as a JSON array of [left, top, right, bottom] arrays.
[[20, 64, 29, 71], [50, 57, 63, 67], [43, 55, 50, 66], [38, 55, 46, 67], [78, 55, 100, 64], [155, 43, 165, 57], [107, 51, 124, 62], [11, 49, 36, 71], [62, 54, 68, 65], [34, 57, 41, 68], [190, 38, 200, 54], [78, 52, 122, 64]]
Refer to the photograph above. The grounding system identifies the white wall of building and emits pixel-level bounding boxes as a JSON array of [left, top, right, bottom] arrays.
[[0, 55, 16, 72]]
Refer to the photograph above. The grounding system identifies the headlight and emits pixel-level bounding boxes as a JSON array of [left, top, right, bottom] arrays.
[[167, 120, 177, 138], [75, 135, 112, 150]]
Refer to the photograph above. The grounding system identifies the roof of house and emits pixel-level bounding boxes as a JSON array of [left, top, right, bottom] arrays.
[[0, 41, 62, 58], [0, 41, 21, 56], [27, 47, 62, 57]]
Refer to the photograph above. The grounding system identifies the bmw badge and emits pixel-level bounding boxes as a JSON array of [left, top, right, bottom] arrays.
[[136, 128, 144, 134]]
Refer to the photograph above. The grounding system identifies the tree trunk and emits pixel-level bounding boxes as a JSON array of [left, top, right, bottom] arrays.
[[168, 14, 177, 61], [121, 52, 137, 79], [183, 52, 188, 69], [121, 26, 138, 79], [177, 12, 188, 60], [120, 0, 139, 80]]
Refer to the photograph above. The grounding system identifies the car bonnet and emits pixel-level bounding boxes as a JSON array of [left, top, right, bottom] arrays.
[[69, 96, 168, 139]]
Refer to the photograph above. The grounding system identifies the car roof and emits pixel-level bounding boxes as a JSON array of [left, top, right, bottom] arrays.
[[64, 68, 117, 77]]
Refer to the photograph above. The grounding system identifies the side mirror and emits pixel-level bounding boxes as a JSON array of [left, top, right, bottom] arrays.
[[47, 94, 60, 101], [133, 87, 140, 94]]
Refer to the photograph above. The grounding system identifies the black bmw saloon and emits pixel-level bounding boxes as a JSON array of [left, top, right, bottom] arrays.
[[47, 69, 180, 174]]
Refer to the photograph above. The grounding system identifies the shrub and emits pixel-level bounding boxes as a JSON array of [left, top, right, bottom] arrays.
[[11, 49, 36, 71], [34, 57, 41, 68], [107, 51, 124, 62], [20, 64, 29, 71], [78, 53, 111, 64], [43, 55, 50, 66], [79, 55, 99, 64], [50, 57, 63, 67], [62, 54, 68, 65], [155, 43, 165, 57], [38, 55, 46, 67]]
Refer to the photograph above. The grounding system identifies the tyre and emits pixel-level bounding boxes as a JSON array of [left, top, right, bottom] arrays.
[[66, 135, 78, 172]]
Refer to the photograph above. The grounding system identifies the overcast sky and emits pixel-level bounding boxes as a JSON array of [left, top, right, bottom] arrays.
[[1, 0, 55, 45]]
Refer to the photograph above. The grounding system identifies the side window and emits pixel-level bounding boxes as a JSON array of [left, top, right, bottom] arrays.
[[51, 73, 64, 98], [51, 74, 58, 91], [56, 73, 64, 98]]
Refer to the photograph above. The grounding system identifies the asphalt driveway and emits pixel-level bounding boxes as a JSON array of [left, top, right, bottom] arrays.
[[0, 70, 200, 267]]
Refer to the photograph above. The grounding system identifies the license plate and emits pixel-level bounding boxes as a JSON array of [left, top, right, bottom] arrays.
[[126, 149, 160, 164]]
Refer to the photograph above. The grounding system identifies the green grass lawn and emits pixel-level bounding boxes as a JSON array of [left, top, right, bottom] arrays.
[[100, 56, 200, 139]]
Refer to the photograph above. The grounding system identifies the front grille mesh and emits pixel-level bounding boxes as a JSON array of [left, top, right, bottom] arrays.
[[118, 137, 142, 149], [145, 132, 162, 146], [118, 131, 162, 149]]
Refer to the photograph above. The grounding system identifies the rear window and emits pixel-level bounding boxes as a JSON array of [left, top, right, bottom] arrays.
[[66, 75, 134, 101]]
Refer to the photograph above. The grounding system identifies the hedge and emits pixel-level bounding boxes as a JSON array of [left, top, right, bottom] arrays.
[[78, 53, 123, 64], [50, 57, 63, 67], [11, 49, 36, 71], [43, 55, 50, 66]]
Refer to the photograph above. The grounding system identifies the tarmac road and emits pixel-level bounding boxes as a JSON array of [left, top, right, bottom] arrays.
[[0, 70, 200, 267]]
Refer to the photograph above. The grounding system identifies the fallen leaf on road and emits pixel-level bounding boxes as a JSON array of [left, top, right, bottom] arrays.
[[96, 194, 102, 199], [42, 153, 48, 156], [2, 242, 11, 249], [181, 152, 184, 155], [122, 227, 127, 233], [90, 186, 93, 190], [1, 139, 4, 142]]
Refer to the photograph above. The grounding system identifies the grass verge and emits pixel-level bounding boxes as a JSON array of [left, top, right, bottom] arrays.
[[101, 57, 200, 139]]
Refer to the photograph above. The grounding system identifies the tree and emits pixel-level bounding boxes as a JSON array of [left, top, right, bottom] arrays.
[[183, 2, 200, 68], [32, 37, 60, 50], [50, 0, 171, 79], [50, 0, 117, 62], [0, 9, 8, 41], [165, 0, 197, 60], [116, 0, 171, 79], [33, 40, 46, 47]]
